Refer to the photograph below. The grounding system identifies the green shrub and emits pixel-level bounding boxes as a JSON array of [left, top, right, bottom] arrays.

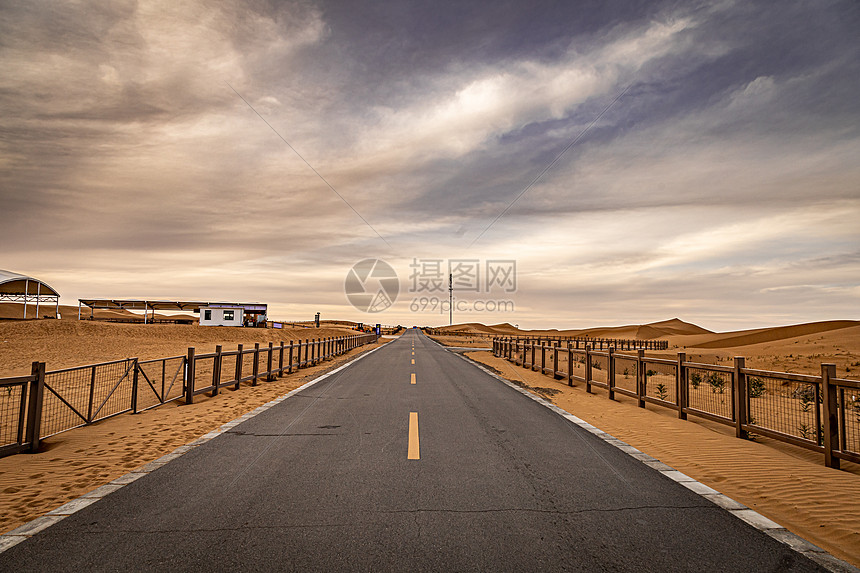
[[690, 372, 702, 389], [749, 377, 766, 398], [706, 372, 726, 394]]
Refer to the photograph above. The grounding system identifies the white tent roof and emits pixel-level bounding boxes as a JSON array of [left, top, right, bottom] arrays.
[[0, 269, 60, 296]]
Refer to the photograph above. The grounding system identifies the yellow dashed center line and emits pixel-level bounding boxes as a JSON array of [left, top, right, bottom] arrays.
[[411, 373, 416, 385], [408, 412, 420, 459], [411, 358, 415, 364]]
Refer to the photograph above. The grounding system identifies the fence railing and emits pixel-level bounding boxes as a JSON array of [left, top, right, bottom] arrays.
[[493, 337, 859, 470], [0, 333, 379, 458], [0, 362, 45, 457], [429, 331, 668, 350]]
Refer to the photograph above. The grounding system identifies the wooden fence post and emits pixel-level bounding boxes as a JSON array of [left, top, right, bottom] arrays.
[[288, 341, 294, 373], [531, 342, 536, 371], [252, 343, 260, 386], [636, 349, 645, 408], [265, 342, 273, 381], [607, 348, 615, 400], [131, 358, 140, 413], [185, 347, 196, 404], [821, 363, 840, 469], [87, 364, 97, 423], [234, 344, 243, 389], [25, 361, 45, 453], [553, 344, 559, 379], [677, 352, 687, 420], [540, 343, 546, 374], [585, 345, 592, 394], [567, 344, 573, 387], [733, 357, 748, 439], [278, 342, 285, 377], [212, 345, 222, 396]]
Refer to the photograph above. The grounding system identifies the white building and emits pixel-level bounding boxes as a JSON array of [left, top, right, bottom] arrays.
[[198, 305, 244, 327]]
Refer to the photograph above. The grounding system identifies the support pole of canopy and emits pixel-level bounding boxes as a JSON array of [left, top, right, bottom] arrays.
[[36, 282, 40, 318], [78, 301, 82, 320], [23, 279, 28, 319]]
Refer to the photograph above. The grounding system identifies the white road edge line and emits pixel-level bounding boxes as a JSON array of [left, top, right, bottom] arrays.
[[0, 338, 397, 555], [434, 338, 859, 573]]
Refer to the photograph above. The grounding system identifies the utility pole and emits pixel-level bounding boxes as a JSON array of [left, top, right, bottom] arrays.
[[448, 273, 453, 326]]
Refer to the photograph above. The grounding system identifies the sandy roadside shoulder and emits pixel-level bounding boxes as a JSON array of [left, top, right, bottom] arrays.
[[463, 349, 860, 568], [0, 340, 385, 535]]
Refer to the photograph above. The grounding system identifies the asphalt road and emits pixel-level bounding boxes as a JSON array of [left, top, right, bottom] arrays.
[[0, 330, 827, 572]]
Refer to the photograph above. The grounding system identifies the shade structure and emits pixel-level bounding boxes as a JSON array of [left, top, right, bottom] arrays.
[[77, 299, 267, 324], [0, 269, 61, 318]]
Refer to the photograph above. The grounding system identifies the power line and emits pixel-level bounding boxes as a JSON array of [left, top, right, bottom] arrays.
[[226, 82, 391, 247], [469, 84, 631, 247]]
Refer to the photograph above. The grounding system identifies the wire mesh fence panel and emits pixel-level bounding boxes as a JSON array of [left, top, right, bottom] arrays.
[[89, 360, 135, 423], [242, 351, 258, 382], [590, 353, 609, 385], [613, 356, 638, 393], [556, 349, 569, 378], [219, 354, 239, 386], [644, 361, 677, 405], [747, 374, 821, 445], [569, 350, 586, 381], [0, 382, 27, 449], [193, 356, 216, 394], [686, 367, 733, 422], [42, 360, 134, 438], [841, 387, 860, 457], [136, 357, 185, 411], [41, 367, 97, 437]]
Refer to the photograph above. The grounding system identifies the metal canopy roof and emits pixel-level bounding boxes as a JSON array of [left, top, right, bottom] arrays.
[[0, 269, 60, 297], [78, 299, 267, 312]]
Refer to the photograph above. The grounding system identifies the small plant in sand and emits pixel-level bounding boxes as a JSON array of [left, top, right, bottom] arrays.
[[749, 377, 766, 398], [690, 372, 702, 389], [622, 367, 630, 379], [706, 372, 726, 394], [591, 360, 602, 370], [646, 369, 657, 382], [798, 423, 814, 441], [655, 382, 669, 401], [799, 392, 814, 414]]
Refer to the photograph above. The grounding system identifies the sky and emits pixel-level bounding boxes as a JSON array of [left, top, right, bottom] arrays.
[[1, 0, 859, 332]]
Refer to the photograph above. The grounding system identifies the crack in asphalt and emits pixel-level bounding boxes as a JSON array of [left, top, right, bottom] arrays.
[[77, 505, 713, 535]]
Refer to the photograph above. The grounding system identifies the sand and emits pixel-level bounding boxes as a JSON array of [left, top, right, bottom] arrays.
[[0, 318, 363, 377], [463, 350, 860, 567]]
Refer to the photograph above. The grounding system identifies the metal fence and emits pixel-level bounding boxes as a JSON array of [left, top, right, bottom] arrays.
[[0, 363, 44, 456], [494, 337, 860, 470], [0, 333, 379, 458], [429, 330, 668, 350]]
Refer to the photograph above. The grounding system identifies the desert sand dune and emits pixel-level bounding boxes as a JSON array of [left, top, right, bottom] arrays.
[[682, 320, 860, 349]]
